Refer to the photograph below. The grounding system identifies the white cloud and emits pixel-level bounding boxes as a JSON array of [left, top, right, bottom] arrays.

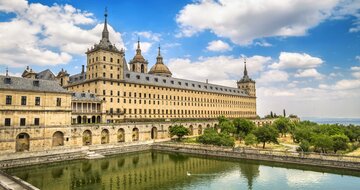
[[176, 0, 347, 45], [133, 42, 152, 54], [133, 31, 161, 42], [0, 0, 124, 68], [206, 40, 232, 52], [270, 52, 323, 69], [320, 79, 360, 90], [294, 68, 324, 79], [257, 70, 289, 83], [351, 66, 360, 71], [254, 40, 272, 47], [168, 55, 271, 86], [352, 72, 360, 78]]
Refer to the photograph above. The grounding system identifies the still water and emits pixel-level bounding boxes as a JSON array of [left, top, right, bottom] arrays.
[[6, 151, 360, 190]]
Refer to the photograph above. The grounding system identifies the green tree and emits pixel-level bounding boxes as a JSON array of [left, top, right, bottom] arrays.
[[311, 134, 333, 153], [292, 126, 313, 143], [253, 125, 279, 149], [298, 140, 310, 152], [331, 134, 349, 153], [244, 134, 257, 146], [169, 125, 189, 141], [220, 120, 236, 135], [217, 115, 228, 124], [197, 128, 234, 147], [272, 117, 292, 137], [233, 118, 256, 136]]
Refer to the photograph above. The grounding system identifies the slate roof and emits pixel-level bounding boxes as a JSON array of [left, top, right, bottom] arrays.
[[36, 69, 56, 80], [0, 75, 68, 93], [71, 92, 102, 102], [123, 71, 249, 97], [69, 72, 86, 83]]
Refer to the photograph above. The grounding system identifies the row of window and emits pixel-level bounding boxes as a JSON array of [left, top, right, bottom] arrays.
[[88, 56, 120, 64], [115, 109, 255, 116], [5, 96, 62, 106], [4, 118, 39, 126]]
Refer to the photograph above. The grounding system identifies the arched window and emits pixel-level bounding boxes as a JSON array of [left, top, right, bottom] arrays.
[[16, 133, 30, 152], [141, 64, 144, 73], [132, 64, 136, 71], [101, 129, 109, 144], [132, 128, 139, 141], [83, 130, 92, 145], [118, 128, 125, 142], [52, 131, 64, 146]]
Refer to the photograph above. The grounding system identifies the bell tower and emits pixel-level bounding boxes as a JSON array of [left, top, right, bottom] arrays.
[[129, 38, 148, 73], [237, 58, 256, 97]]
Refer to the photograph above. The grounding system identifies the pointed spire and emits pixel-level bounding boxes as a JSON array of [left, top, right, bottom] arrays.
[[244, 57, 248, 76], [102, 7, 109, 40], [5, 67, 8, 77], [156, 44, 164, 64], [158, 44, 161, 56], [136, 37, 141, 55]]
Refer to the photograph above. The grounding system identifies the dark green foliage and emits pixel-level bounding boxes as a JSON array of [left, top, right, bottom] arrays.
[[197, 128, 235, 147], [292, 126, 313, 143], [233, 118, 255, 136], [331, 134, 349, 153], [169, 125, 190, 141], [253, 125, 279, 149], [220, 120, 236, 134], [272, 117, 293, 137], [217, 115, 228, 124], [298, 140, 310, 152]]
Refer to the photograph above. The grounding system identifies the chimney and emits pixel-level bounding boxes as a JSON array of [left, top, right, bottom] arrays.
[[81, 65, 84, 73], [206, 79, 208, 84]]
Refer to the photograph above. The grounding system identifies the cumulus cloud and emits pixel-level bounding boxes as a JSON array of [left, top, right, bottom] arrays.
[[320, 79, 360, 90], [0, 0, 124, 68], [168, 55, 271, 86], [351, 66, 360, 71], [257, 70, 289, 83], [206, 40, 232, 52], [133, 42, 152, 54], [352, 72, 360, 78], [133, 31, 161, 42], [270, 52, 323, 69], [294, 68, 324, 79], [176, 0, 353, 45]]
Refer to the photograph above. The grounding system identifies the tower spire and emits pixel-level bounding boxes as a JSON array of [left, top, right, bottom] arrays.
[[102, 7, 109, 40], [136, 37, 141, 55], [244, 57, 248, 76], [158, 44, 161, 56], [5, 67, 8, 77]]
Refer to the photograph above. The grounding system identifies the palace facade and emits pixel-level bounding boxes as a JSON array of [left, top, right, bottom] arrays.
[[0, 11, 256, 153]]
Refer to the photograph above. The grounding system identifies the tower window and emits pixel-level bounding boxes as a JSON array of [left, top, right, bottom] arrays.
[[4, 118, 11, 126], [103, 56, 106, 61], [110, 58, 113, 62], [6, 95, 12, 105], [21, 96, 27, 105], [35, 97, 40, 106], [20, 118, 26, 126], [56, 98, 61, 106]]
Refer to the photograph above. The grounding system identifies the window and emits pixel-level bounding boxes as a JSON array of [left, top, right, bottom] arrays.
[[34, 118, 40, 126], [20, 118, 26, 126], [4, 118, 11, 126], [21, 96, 27, 105], [103, 56, 106, 61], [56, 98, 61, 106], [6, 95, 12, 105], [35, 97, 40, 106], [110, 58, 113, 62]]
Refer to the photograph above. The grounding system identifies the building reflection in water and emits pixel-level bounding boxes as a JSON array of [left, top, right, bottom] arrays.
[[7, 151, 260, 190]]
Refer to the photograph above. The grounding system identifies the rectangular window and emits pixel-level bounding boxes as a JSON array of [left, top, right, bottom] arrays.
[[20, 118, 26, 126], [4, 118, 11, 126], [21, 96, 27, 105], [34, 118, 40, 126], [6, 95, 12, 105], [56, 98, 61, 106], [35, 97, 40, 106]]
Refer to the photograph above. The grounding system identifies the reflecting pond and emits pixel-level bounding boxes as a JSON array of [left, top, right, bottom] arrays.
[[6, 151, 360, 190]]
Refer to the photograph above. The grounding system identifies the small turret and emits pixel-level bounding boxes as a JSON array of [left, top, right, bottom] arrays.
[[148, 45, 172, 77], [129, 38, 148, 73], [237, 58, 256, 97]]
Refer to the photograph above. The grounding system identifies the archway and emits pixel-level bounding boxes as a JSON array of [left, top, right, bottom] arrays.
[[141, 64, 144, 73], [83, 130, 92, 146], [77, 116, 82, 124], [198, 125, 203, 135], [101, 129, 109, 144], [16, 133, 30, 152], [52, 131, 64, 146], [91, 116, 96, 123], [132, 128, 139, 141], [206, 124, 211, 128], [189, 125, 194, 136], [118, 128, 125, 142], [82, 116, 87, 124], [97, 116, 101, 123], [151, 127, 157, 139]]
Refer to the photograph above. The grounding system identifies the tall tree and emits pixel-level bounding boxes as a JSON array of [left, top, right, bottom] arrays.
[[253, 125, 279, 149], [272, 117, 292, 137], [169, 125, 190, 141], [283, 109, 286, 117]]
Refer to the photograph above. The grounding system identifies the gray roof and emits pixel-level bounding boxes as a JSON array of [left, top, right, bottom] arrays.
[[36, 69, 56, 80], [69, 72, 86, 83], [71, 92, 101, 102], [0, 75, 68, 93], [123, 71, 249, 97]]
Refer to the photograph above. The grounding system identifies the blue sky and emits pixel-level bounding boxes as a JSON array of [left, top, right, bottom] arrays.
[[0, 0, 360, 118]]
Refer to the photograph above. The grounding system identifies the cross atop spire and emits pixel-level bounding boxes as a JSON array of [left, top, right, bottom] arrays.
[[158, 44, 161, 56], [102, 7, 109, 40]]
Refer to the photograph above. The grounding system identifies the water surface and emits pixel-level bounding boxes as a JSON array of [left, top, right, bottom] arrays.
[[6, 151, 360, 190]]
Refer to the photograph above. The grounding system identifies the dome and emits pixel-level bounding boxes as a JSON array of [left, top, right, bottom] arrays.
[[148, 46, 172, 77]]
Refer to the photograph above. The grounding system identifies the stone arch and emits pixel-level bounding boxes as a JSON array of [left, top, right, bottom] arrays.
[[91, 116, 96, 123], [82, 116, 87, 124], [77, 116, 82, 124], [16, 133, 30, 152], [151, 127, 158, 139], [52, 131, 64, 147], [83, 130, 92, 146], [118, 128, 125, 142], [132, 128, 139, 141], [141, 64, 144, 73], [189, 125, 194, 136], [97, 116, 101, 123], [198, 125, 203, 135], [101, 129, 110, 144], [206, 124, 211, 128]]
